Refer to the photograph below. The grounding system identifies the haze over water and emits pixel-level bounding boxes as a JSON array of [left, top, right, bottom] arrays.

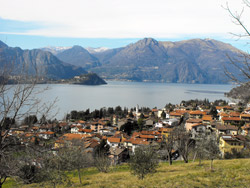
[[38, 81, 233, 120]]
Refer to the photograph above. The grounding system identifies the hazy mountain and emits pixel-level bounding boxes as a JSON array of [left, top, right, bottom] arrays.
[[0, 41, 87, 80], [89, 38, 244, 84], [3, 38, 244, 84], [41, 46, 72, 55], [56, 45, 100, 69], [86, 47, 109, 54]]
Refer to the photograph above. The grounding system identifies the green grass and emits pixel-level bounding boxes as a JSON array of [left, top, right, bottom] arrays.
[[4, 159, 250, 188]]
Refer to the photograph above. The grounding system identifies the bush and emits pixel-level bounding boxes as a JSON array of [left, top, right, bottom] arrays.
[[129, 146, 159, 179]]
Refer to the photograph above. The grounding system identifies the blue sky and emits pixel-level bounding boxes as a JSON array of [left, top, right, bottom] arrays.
[[0, 0, 249, 51]]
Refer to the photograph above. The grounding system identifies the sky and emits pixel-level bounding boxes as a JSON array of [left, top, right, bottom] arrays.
[[0, 0, 249, 51]]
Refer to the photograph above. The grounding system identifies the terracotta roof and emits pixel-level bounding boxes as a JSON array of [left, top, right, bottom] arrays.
[[202, 115, 213, 121], [175, 110, 188, 114], [130, 138, 149, 145], [219, 113, 230, 117], [78, 129, 93, 133], [216, 106, 224, 110], [241, 114, 250, 118], [25, 133, 35, 137], [216, 106, 233, 110], [62, 133, 89, 140], [40, 131, 55, 135], [140, 135, 155, 139], [222, 117, 241, 121], [170, 112, 182, 116], [229, 112, 241, 117], [189, 110, 206, 115], [191, 123, 204, 127], [59, 122, 68, 127], [186, 119, 203, 123], [107, 137, 121, 143], [216, 125, 238, 131], [78, 120, 86, 124], [141, 130, 160, 135], [158, 128, 173, 132]]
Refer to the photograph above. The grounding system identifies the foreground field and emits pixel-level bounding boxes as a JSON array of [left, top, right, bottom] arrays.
[[4, 159, 250, 188]]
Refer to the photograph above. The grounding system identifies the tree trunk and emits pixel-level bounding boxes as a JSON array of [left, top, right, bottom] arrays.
[[168, 153, 172, 165], [183, 155, 188, 163], [192, 151, 197, 163], [210, 159, 213, 170], [77, 168, 82, 184], [0, 176, 7, 188]]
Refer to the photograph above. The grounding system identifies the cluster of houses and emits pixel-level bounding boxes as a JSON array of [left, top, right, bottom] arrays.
[[7, 102, 250, 163]]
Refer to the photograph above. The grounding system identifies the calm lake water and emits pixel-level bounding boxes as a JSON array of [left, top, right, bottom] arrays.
[[37, 81, 234, 120]]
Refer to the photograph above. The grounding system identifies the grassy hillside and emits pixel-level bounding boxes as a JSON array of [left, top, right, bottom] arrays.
[[4, 159, 250, 188]]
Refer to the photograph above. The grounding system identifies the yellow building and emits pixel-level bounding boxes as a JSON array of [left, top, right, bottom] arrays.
[[158, 127, 173, 137], [219, 135, 244, 158]]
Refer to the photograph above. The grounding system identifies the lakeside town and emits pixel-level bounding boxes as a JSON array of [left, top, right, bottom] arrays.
[[8, 99, 250, 164]]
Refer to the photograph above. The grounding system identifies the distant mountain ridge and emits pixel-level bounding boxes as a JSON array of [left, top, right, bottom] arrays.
[[90, 38, 244, 83], [41, 46, 72, 55], [3, 38, 244, 84], [0, 41, 87, 80], [46, 38, 243, 84], [56, 45, 100, 69]]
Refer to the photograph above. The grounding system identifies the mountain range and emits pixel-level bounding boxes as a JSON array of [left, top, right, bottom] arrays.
[[0, 38, 245, 84], [0, 41, 87, 80], [48, 38, 244, 84]]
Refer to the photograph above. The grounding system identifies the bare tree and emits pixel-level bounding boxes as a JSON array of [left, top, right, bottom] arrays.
[[223, 0, 250, 84], [193, 137, 207, 166], [203, 136, 221, 170], [57, 140, 93, 184], [93, 139, 111, 173], [94, 153, 111, 173], [129, 145, 159, 180], [39, 151, 70, 188], [161, 134, 174, 165], [0, 63, 56, 187], [172, 125, 193, 163]]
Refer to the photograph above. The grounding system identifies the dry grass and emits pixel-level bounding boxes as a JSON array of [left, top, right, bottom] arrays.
[[4, 159, 250, 188]]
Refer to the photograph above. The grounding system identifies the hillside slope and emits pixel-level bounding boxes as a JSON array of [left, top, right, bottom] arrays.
[[6, 159, 250, 188]]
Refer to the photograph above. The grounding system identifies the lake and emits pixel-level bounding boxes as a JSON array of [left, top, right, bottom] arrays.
[[37, 81, 234, 120]]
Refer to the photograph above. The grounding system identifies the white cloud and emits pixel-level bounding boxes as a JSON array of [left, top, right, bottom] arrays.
[[0, 0, 249, 38]]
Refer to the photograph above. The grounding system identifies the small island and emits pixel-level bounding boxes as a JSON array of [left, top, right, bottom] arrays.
[[58, 73, 107, 85], [3, 73, 107, 86]]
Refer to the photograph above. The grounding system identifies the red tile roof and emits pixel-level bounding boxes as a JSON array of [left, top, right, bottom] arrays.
[[189, 110, 206, 115], [186, 119, 203, 123], [140, 135, 155, 139], [78, 129, 93, 133], [107, 137, 121, 143], [222, 117, 241, 121], [241, 114, 250, 118], [202, 115, 213, 121]]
